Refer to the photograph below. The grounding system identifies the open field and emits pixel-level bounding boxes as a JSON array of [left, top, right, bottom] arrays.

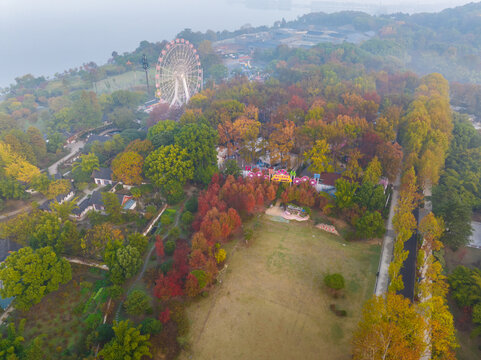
[[90, 68, 156, 94], [181, 215, 380, 360], [8, 264, 107, 358]]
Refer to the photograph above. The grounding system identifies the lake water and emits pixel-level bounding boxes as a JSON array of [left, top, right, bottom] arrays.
[[0, 0, 472, 88]]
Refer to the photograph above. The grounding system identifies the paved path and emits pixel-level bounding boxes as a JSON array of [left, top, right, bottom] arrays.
[[0, 198, 48, 221], [374, 174, 401, 296], [65, 257, 109, 270], [48, 140, 85, 176]]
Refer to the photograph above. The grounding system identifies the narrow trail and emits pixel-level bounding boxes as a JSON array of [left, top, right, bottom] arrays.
[[115, 203, 183, 320]]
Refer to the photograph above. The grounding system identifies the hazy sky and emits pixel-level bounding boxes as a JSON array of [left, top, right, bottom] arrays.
[[0, 0, 476, 87]]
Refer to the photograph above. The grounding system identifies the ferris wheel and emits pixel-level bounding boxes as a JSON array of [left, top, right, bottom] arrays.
[[155, 38, 203, 107]]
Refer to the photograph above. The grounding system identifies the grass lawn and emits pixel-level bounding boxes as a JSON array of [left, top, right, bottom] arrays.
[[8, 264, 106, 358], [90, 68, 155, 94], [180, 214, 380, 360]]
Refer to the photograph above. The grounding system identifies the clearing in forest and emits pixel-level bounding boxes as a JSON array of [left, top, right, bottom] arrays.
[[181, 215, 380, 360]]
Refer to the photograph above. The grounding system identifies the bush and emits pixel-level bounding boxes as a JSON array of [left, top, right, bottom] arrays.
[[124, 290, 152, 316], [185, 196, 198, 213], [324, 273, 345, 290], [165, 240, 176, 256], [140, 318, 163, 335]]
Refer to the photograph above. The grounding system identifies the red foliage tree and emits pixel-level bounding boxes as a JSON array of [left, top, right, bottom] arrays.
[[155, 235, 164, 259], [154, 272, 184, 301]]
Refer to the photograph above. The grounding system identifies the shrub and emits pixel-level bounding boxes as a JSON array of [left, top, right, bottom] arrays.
[[215, 248, 226, 264], [140, 318, 163, 335], [324, 273, 345, 291], [165, 240, 176, 256], [124, 290, 152, 316]]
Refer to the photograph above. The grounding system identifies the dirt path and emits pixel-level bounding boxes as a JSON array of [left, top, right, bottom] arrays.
[[115, 203, 181, 320]]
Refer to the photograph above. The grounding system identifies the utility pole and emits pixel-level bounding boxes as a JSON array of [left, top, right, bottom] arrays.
[[141, 54, 150, 94]]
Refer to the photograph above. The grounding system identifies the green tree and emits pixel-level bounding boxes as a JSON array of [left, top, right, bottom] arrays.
[[433, 193, 473, 250], [355, 211, 386, 239], [124, 290, 152, 316], [144, 145, 194, 202], [23, 335, 47, 360], [127, 233, 148, 254], [102, 192, 122, 223], [0, 246, 72, 311], [222, 159, 240, 177], [147, 120, 178, 148], [363, 156, 382, 184], [109, 245, 142, 285], [73, 152, 100, 174], [334, 178, 359, 210], [304, 139, 333, 174], [181, 211, 194, 228], [324, 273, 345, 290], [27, 126, 47, 161], [354, 182, 386, 212], [174, 122, 218, 184], [108, 107, 136, 130], [140, 318, 162, 336], [0, 320, 26, 359], [98, 320, 152, 360], [71, 91, 102, 130], [51, 200, 78, 222]]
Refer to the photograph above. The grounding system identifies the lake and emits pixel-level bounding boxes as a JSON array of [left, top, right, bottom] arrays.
[[0, 0, 471, 88]]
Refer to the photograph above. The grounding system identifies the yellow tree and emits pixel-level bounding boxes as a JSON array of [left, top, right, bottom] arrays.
[[303, 139, 333, 174], [234, 116, 261, 163], [0, 141, 40, 182], [46, 179, 71, 199], [268, 120, 295, 166], [352, 293, 426, 360], [344, 150, 363, 181], [363, 156, 382, 184], [111, 151, 144, 185]]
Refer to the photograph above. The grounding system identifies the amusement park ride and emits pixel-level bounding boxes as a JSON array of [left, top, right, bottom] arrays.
[[154, 38, 203, 107]]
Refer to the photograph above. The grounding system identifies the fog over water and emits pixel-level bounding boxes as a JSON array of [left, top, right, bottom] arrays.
[[0, 0, 474, 87]]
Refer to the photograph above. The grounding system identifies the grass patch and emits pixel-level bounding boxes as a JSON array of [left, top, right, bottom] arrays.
[[181, 215, 380, 360]]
